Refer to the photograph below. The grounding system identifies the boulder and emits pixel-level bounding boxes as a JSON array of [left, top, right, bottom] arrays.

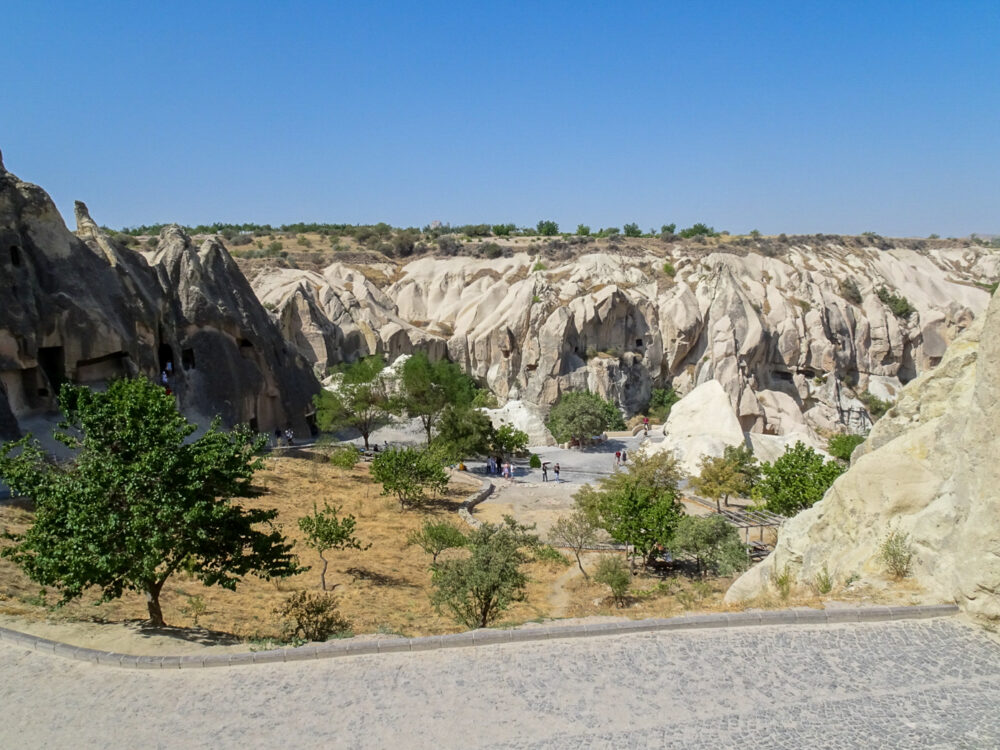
[[484, 400, 556, 447]]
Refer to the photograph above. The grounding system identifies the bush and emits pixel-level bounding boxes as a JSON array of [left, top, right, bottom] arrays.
[[827, 434, 865, 462], [407, 521, 467, 563], [679, 223, 716, 238], [813, 565, 833, 595], [623, 222, 642, 237], [839, 277, 863, 305], [492, 223, 515, 237], [370, 447, 449, 510], [274, 591, 351, 642], [647, 387, 680, 422], [876, 287, 917, 318], [529, 453, 542, 469], [670, 515, 748, 577], [532, 261, 547, 272], [662, 262, 676, 277], [534, 545, 570, 565], [752, 441, 845, 516], [770, 564, 793, 600], [594, 556, 630, 607], [878, 528, 914, 579], [660, 223, 676, 235], [858, 391, 892, 420], [545, 391, 623, 444], [576, 224, 591, 236]]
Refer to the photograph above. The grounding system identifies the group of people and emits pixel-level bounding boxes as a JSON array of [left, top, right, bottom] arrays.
[[274, 427, 295, 447], [540, 461, 560, 482], [485, 456, 514, 480], [614, 449, 629, 467]]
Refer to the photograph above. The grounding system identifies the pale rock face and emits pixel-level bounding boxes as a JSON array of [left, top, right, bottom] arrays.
[[646, 379, 746, 476], [484, 400, 556, 447], [726, 291, 1000, 621], [0, 165, 319, 439], [250, 243, 995, 440]]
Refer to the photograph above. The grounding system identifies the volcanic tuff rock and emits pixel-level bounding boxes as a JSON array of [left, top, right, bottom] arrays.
[[725, 290, 1000, 620], [0, 155, 319, 439], [253, 243, 995, 437]]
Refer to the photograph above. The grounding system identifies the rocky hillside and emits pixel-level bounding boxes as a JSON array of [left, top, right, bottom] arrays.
[[251, 239, 997, 438], [726, 289, 1000, 621], [0, 154, 319, 440]]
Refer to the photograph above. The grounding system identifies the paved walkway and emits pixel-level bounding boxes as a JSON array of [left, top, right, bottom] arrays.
[[1, 618, 997, 748]]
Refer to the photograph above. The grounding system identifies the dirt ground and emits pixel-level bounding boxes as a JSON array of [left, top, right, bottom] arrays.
[[0, 451, 930, 655]]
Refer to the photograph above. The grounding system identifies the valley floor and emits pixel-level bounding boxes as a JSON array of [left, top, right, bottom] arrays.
[[1, 617, 997, 748]]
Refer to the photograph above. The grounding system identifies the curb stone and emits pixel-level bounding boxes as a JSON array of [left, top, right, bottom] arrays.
[[0, 604, 961, 670]]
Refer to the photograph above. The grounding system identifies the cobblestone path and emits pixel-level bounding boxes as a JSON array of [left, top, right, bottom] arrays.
[[1, 618, 997, 748]]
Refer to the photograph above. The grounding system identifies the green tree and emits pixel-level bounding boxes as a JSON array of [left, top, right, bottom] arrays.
[[0, 379, 299, 627], [298, 501, 370, 590], [679, 223, 716, 238], [549, 510, 598, 578], [623, 222, 642, 237], [660, 223, 677, 236], [400, 352, 476, 445], [647, 387, 680, 422], [536, 219, 559, 236], [430, 516, 539, 628], [370, 447, 449, 510], [827, 434, 866, 463], [491, 423, 529, 459], [876, 287, 917, 318], [328, 443, 361, 474], [670, 515, 748, 577], [433, 405, 494, 463], [546, 391, 623, 444], [690, 444, 759, 511], [593, 555, 630, 607], [407, 521, 467, 563], [579, 451, 684, 567], [752, 441, 845, 516], [314, 355, 396, 449], [576, 224, 591, 236]]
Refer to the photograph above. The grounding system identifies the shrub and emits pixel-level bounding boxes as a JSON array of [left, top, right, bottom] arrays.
[[679, 223, 716, 238], [479, 242, 503, 259], [670, 515, 749, 577], [839, 277, 863, 305], [663, 262, 676, 277], [770, 564, 793, 599], [545, 391, 624, 444], [576, 224, 591, 236], [594, 556, 630, 607], [534, 545, 570, 565], [660, 223, 676, 235], [878, 528, 914, 579], [647, 387, 680, 422], [407, 521, 467, 563], [370, 447, 449, 510], [623, 222, 642, 237], [536, 220, 559, 236], [752, 441, 844, 516], [492, 223, 515, 236], [266, 241, 283, 254], [876, 287, 916, 318], [827, 434, 865, 462], [532, 261, 547, 272], [274, 591, 351, 642], [858, 391, 892, 420], [813, 565, 833, 595], [529, 453, 542, 469]]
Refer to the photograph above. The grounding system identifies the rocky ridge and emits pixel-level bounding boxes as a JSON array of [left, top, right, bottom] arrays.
[[0, 155, 319, 440], [252, 241, 997, 438], [725, 289, 1000, 620]]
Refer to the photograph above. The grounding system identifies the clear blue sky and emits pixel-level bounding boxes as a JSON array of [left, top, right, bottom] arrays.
[[3, 1, 998, 236]]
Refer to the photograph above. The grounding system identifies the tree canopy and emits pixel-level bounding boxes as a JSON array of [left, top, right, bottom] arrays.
[[370, 446, 449, 510], [0, 378, 299, 626], [298, 501, 369, 591], [671, 515, 748, 577], [826, 433, 866, 462], [545, 391, 624, 444], [400, 353, 477, 445], [690, 444, 759, 511], [314, 355, 396, 449], [752, 441, 845, 516]]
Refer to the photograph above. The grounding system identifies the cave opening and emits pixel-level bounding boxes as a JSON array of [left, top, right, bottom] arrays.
[[37, 347, 65, 394], [158, 343, 175, 372], [9, 246, 21, 267], [182, 348, 196, 370]]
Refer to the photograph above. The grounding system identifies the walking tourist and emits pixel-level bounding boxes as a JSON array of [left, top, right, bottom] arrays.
[[554, 463, 560, 482], [541, 462, 549, 482]]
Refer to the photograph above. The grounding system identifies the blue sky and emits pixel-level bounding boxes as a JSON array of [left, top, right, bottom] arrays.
[[3, 1, 998, 236]]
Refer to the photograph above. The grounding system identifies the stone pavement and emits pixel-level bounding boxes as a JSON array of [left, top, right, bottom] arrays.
[[1, 618, 997, 748]]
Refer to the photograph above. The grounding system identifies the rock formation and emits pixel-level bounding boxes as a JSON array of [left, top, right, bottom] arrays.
[[0, 160, 319, 439], [253, 244, 994, 439], [725, 290, 1000, 620]]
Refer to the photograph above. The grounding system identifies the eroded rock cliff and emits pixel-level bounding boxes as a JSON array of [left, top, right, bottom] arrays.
[[0, 156, 319, 438], [725, 290, 1000, 620]]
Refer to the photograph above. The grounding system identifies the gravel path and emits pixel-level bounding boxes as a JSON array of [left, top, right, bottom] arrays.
[[1, 618, 997, 748]]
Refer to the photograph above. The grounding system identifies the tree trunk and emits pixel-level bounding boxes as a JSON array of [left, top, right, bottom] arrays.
[[145, 584, 165, 627], [575, 550, 589, 579], [362, 430, 370, 450], [319, 552, 329, 591]]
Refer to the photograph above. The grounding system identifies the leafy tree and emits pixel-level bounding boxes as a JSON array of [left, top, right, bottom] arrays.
[[400, 352, 476, 445], [576, 224, 591, 236], [536, 219, 559, 236], [593, 555, 630, 607], [370, 447, 449, 510], [298, 501, 370, 590], [491, 423, 529, 459], [549, 510, 598, 578], [546, 391, 623, 444], [647, 387, 680, 422], [691, 444, 759, 511], [839, 277, 863, 305], [471, 388, 499, 409], [623, 222, 642, 237], [670, 515, 748, 577], [827, 434, 865, 463], [579, 451, 684, 567], [0, 379, 299, 627], [492, 223, 515, 236], [876, 287, 917, 318], [660, 223, 677, 235], [407, 521, 467, 563], [430, 517, 539, 628], [433, 405, 494, 463], [314, 355, 396, 449], [752, 441, 845, 516], [679, 223, 716, 238]]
